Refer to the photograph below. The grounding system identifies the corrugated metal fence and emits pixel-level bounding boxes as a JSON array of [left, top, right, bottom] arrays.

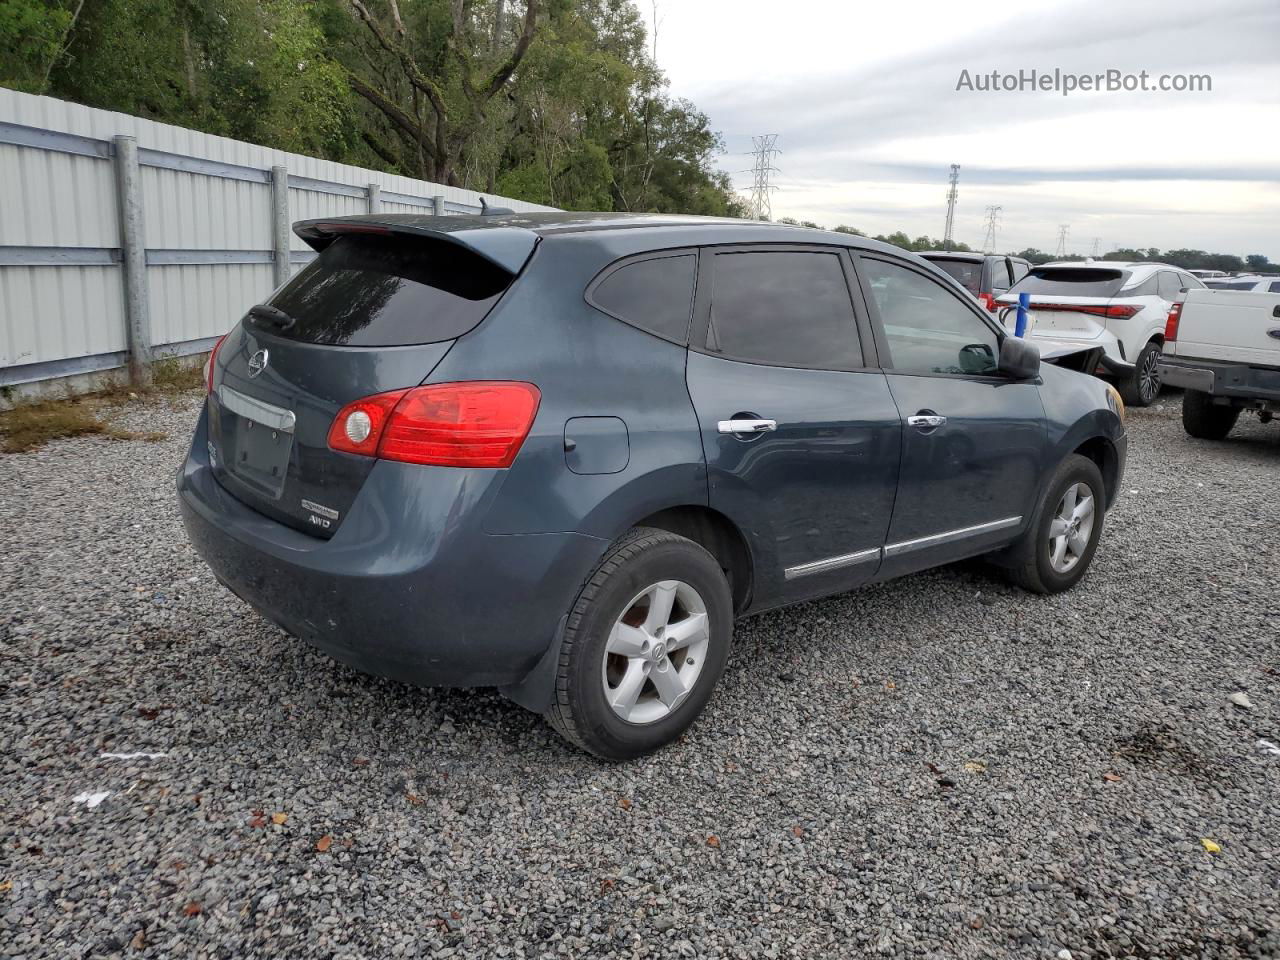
[[0, 88, 557, 390]]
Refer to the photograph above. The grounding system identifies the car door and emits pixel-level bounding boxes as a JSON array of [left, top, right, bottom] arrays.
[[685, 245, 902, 608], [852, 253, 1048, 578]]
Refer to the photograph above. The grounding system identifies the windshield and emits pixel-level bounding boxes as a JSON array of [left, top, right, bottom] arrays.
[[1008, 267, 1129, 299]]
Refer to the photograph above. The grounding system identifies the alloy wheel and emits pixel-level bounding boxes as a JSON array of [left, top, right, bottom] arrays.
[[601, 580, 710, 724], [1048, 481, 1096, 574], [1138, 349, 1161, 403]]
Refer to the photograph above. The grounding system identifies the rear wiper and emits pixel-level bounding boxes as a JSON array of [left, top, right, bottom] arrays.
[[247, 304, 296, 331]]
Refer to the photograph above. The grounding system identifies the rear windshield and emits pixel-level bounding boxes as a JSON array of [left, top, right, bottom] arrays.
[[927, 258, 982, 295], [1206, 280, 1259, 290], [1009, 267, 1128, 299], [256, 234, 512, 346]]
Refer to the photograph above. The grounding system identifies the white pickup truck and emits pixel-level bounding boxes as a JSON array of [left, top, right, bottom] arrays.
[[1159, 288, 1280, 439]]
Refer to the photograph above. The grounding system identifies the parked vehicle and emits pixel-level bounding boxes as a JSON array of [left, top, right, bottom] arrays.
[[995, 261, 1205, 407], [1159, 288, 1280, 439], [178, 213, 1128, 759], [919, 251, 1031, 300], [1203, 275, 1280, 293]]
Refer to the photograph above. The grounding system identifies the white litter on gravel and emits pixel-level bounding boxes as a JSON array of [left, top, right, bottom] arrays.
[[71, 791, 111, 808]]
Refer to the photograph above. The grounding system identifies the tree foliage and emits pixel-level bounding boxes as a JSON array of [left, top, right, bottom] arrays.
[[2, 0, 743, 215]]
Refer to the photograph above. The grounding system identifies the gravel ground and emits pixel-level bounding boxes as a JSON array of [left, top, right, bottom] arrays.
[[2, 390, 1278, 960]]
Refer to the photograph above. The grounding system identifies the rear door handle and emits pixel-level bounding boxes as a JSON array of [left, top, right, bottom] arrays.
[[717, 418, 777, 435], [907, 414, 947, 430]]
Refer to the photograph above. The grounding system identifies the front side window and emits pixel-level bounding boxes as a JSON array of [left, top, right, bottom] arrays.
[[862, 257, 1000, 376], [589, 254, 697, 342], [706, 251, 863, 369]]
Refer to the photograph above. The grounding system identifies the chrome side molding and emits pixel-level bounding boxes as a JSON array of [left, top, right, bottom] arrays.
[[883, 515, 1022, 557], [784, 547, 881, 580], [218, 385, 297, 433]]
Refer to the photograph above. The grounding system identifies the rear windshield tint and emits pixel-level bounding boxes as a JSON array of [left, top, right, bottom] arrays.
[[927, 259, 982, 295], [257, 234, 512, 346], [1010, 267, 1128, 298]]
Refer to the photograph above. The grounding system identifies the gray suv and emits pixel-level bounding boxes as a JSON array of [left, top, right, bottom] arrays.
[[178, 213, 1128, 759]]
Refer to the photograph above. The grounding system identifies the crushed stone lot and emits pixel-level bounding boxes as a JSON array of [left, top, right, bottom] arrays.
[[2, 391, 1278, 960]]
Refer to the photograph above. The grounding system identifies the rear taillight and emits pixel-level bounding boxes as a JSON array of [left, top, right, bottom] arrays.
[[978, 293, 993, 311], [327, 381, 541, 468], [1028, 302, 1139, 320], [1164, 302, 1182, 341], [203, 334, 228, 393]]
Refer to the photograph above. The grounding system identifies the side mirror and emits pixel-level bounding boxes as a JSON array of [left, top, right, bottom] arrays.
[[999, 336, 1040, 379]]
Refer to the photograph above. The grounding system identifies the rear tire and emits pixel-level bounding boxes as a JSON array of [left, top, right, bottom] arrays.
[[545, 527, 733, 760], [1181, 389, 1239, 440], [1119, 341, 1163, 407], [998, 454, 1106, 595]]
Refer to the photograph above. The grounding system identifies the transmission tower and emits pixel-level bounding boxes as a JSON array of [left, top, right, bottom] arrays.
[[1054, 224, 1070, 258], [747, 135, 780, 221], [981, 205, 1002, 254], [1091, 237, 1101, 258], [942, 165, 960, 251]]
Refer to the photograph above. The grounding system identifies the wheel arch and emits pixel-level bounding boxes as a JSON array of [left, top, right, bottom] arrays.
[[631, 505, 755, 615], [1071, 435, 1121, 509]]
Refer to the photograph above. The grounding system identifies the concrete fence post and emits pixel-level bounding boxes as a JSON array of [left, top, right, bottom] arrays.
[[112, 135, 153, 388], [271, 165, 291, 287], [433, 195, 446, 217], [367, 182, 380, 214]]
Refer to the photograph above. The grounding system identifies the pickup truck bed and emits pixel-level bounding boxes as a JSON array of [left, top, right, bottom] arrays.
[[1160, 289, 1280, 439]]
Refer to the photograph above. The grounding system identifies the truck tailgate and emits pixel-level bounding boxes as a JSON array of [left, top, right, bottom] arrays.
[[1174, 289, 1280, 365]]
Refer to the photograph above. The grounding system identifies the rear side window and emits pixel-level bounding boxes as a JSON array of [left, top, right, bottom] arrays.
[[1011, 267, 1129, 298], [988, 258, 1012, 292], [928, 258, 982, 295], [706, 251, 863, 369], [1011, 260, 1031, 283], [1271, 282, 1280, 294], [1157, 272, 1183, 300], [589, 254, 696, 342], [260, 234, 511, 346]]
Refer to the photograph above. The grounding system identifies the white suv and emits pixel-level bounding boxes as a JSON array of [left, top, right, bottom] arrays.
[[995, 262, 1205, 406]]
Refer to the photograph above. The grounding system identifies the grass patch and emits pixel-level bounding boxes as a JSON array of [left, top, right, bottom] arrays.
[[1, 356, 204, 453], [149, 356, 204, 393], [0, 397, 110, 453]]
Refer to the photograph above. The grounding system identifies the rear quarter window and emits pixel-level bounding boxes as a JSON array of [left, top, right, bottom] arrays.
[[587, 254, 697, 342], [258, 234, 512, 347]]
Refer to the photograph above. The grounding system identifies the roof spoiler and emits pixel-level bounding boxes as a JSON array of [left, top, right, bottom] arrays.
[[293, 217, 538, 274]]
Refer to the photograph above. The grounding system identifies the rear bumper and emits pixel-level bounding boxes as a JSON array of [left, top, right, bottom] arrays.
[[1028, 330, 1131, 373], [1158, 356, 1280, 405], [176, 410, 607, 687]]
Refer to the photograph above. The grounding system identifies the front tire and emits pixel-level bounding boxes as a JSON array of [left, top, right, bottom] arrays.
[[545, 527, 733, 760], [1181, 389, 1239, 440], [1119, 341, 1163, 407], [998, 454, 1106, 595]]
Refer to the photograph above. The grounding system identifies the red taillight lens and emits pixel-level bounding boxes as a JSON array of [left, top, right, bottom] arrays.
[[1164, 302, 1182, 341], [978, 293, 993, 310], [327, 382, 541, 468], [204, 334, 228, 394], [1028, 302, 1139, 320]]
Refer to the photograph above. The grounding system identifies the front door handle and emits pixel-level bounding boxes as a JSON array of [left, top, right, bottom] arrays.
[[717, 418, 777, 435], [907, 413, 947, 430]]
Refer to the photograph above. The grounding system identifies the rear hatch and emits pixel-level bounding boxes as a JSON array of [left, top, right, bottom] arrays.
[[207, 225, 528, 538], [997, 267, 1131, 340]]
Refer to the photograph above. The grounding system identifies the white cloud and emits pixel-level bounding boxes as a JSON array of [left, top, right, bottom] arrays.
[[648, 0, 1280, 258]]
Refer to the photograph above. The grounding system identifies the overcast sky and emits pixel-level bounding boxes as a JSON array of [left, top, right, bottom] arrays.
[[647, 0, 1280, 259]]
